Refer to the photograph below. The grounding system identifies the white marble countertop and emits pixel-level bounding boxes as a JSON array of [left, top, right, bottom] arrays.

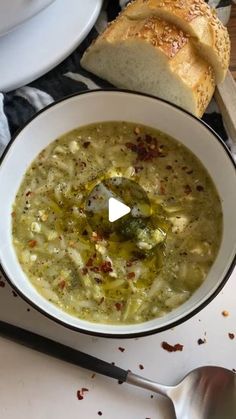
[[0, 267, 235, 419]]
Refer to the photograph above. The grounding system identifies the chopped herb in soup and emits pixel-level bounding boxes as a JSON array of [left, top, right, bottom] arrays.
[[12, 122, 222, 324]]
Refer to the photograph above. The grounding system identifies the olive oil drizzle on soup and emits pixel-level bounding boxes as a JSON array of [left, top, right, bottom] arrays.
[[12, 122, 222, 324]]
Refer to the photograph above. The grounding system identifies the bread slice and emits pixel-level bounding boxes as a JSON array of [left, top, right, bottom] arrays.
[[123, 0, 230, 84], [81, 15, 215, 117]]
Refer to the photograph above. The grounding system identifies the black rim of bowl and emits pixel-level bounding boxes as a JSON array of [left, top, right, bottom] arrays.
[[0, 88, 236, 339]]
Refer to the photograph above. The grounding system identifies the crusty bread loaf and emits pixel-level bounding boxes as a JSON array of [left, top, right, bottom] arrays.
[[81, 15, 215, 117], [124, 0, 230, 83]]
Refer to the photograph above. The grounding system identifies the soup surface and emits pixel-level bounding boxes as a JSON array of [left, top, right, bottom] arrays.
[[12, 122, 222, 324]]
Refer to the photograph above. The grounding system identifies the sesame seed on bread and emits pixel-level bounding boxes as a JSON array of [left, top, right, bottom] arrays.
[[124, 0, 230, 84], [81, 15, 215, 117]]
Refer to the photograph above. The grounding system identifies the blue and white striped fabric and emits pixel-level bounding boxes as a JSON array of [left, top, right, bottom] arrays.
[[0, 0, 234, 159]]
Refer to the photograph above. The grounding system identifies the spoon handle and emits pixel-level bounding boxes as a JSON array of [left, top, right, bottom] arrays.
[[0, 320, 128, 383]]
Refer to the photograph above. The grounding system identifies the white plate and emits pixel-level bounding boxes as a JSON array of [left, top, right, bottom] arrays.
[[0, 0, 55, 37], [0, 0, 103, 92]]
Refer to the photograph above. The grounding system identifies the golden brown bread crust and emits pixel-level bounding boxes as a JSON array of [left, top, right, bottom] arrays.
[[123, 0, 230, 82], [125, 0, 218, 24], [82, 14, 215, 117], [102, 16, 189, 59], [195, 66, 215, 116]]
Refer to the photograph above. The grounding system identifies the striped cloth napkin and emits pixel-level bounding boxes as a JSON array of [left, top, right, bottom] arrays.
[[0, 0, 235, 159]]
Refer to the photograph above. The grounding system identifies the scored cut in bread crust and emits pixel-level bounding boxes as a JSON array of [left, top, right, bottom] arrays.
[[123, 0, 230, 83], [81, 15, 215, 117]]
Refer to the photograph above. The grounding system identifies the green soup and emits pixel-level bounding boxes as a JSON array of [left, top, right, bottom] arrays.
[[12, 122, 222, 324]]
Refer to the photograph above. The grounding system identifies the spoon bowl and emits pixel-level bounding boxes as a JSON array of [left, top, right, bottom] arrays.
[[128, 366, 236, 419]]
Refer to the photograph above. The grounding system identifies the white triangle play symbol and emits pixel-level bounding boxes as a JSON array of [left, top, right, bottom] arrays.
[[108, 197, 131, 223]]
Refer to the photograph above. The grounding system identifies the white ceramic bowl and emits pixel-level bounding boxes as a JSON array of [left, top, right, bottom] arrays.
[[0, 90, 235, 338], [0, 0, 55, 37]]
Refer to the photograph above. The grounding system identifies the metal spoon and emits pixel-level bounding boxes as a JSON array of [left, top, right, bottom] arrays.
[[128, 365, 236, 419], [0, 320, 235, 419]]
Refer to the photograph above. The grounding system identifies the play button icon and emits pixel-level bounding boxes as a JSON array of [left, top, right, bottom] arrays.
[[85, 177, 151, 242], [108, 197, 131, 222]]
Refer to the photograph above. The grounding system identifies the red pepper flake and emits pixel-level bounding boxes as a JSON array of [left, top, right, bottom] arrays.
[[115, 302, 123, 311], [228, 333, 235, 340], [160, 183, 166, 195], [125, 134, 162, 162], [28, 240, 37, 248], [125, 142, 138, 152], [118, 347, 125, 352], [127, 272, 135, 279], [197, 338, 206, 345], [77, 388, 89, 401], [100, 261, 113, 273], [139, 364, 144, 370], [184, 184, 192, 195], [0, 281, 5, 288], [83, 141, 90, 148], [25, 191, 32, 197], [12, 290, 18, 297], [58, 280, 66, 290], [161, 341, 184, 352], [98, 412, 103, 416], [86, 258, 93, 267], [196, 185, 204, 192], [77, 392, 83, 400]]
